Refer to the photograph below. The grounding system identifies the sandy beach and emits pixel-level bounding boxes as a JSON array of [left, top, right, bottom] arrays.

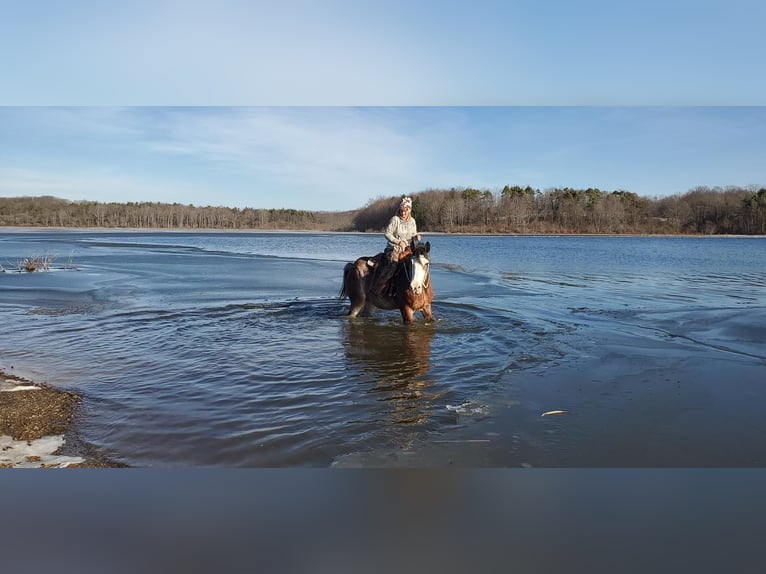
[[0, 370, 123, 468]]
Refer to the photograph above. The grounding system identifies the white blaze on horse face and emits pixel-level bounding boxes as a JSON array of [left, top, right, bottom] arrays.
[[410, 255, 430, 295]]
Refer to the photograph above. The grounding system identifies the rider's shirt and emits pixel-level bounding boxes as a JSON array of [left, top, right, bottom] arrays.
[[384, 215, 418, 251]]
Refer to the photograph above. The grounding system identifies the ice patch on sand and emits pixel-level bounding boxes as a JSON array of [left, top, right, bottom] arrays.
[[1, 378, 41, 392], [0, 434, 85, 468]]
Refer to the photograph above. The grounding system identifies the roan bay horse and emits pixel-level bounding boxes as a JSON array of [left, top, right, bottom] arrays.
[[340, 240, 435, 324]]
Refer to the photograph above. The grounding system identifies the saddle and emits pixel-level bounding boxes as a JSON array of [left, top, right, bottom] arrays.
[[365, 244, 412, 268], [367, 241, 419, 298], [368, 251, 407, 298]]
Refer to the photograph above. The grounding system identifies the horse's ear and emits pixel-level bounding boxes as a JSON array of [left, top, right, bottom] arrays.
[[425, 241, 430, 252]]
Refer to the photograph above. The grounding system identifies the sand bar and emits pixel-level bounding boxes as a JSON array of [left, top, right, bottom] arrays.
[[0, 370, 123, 468]]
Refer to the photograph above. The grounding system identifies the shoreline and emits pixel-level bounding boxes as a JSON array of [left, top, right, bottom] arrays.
[[0, 370, 125, 468], [1, 225, 765, 239]]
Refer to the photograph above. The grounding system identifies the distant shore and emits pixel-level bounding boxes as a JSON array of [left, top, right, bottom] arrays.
[[4, 187, 765, 235], [0, 370, 124, 468], [1, 225, 764, 238]]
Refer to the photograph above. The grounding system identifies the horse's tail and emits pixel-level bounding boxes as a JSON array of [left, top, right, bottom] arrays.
[[339, 262, 354, 300]]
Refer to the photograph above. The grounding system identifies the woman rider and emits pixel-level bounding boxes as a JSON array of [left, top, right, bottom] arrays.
[[374, 196, 421, 296], [384, 196, 421, 262]]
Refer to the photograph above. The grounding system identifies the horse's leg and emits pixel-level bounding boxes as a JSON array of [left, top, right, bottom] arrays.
[[348, 279, 367, 317], [348, 299, 365, 317], [344, 260, 369, 318], [400, 306, 415, 325], [420, 304, 434, 321]]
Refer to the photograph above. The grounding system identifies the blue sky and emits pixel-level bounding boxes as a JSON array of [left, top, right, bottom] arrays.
[[1, 107, 763, 210], [2, 0, 765, 106], [1, 1, 764, 211]]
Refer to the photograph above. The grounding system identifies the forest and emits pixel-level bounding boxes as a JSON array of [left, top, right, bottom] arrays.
[[1, 185, 765, 235], [0, 196, 355, 231]]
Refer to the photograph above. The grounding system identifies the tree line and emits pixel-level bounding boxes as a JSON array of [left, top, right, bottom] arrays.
[[355, 185, 766, 235], [2, 185, 765, 234], [0, 196, 355, 231]]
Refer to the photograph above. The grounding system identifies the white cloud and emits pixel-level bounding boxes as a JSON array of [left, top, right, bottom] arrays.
[[0, 107, 463, 209], [136, 108, 439, 206], [152, 108, 419, 172]]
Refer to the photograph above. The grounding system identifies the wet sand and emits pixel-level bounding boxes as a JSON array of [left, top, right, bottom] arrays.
[[0, 370, 124, 468]]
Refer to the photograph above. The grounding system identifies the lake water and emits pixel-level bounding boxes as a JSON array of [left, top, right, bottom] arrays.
[[1, 230, 765, 467]]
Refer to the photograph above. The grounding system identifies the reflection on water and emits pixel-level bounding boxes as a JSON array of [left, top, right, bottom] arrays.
[[343, 320, 439, 426]]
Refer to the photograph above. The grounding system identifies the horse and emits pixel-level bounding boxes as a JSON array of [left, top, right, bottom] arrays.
[[340, 240, 435, 325]]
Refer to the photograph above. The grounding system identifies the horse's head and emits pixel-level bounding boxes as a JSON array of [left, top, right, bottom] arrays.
[[404, 241, 431, 295]]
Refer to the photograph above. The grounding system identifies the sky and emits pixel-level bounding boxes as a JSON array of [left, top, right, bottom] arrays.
[[1, 106, 764, 211], [1, 1, 764, 211]]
